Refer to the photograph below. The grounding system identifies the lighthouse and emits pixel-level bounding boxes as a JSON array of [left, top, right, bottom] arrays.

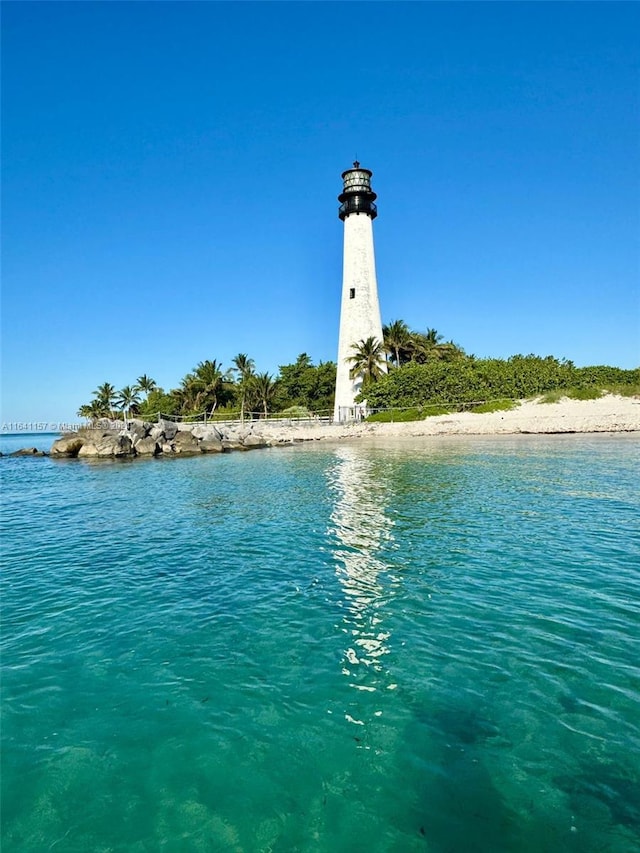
[[333, 162, 386, 422]]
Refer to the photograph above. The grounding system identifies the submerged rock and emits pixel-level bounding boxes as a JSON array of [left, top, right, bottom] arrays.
[[10, 447, 47, 457]]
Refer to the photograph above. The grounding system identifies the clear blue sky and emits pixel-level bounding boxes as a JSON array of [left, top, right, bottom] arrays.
[[2, 1, 639, 423]]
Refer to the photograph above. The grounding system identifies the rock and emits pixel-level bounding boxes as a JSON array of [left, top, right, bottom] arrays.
[[268, 436, 294, 446], [77, 427, 120, 442], [199, 438, 224, 453], [134, 436, 160, 456], [156, 419, 178, 441], [10, 447, 44, 456], [78, 434, 134, 458], [77, 442, 98, 457], [224, 428, 250, 443], [111, 435, 134, 458], [171, 431, 201, 454], [126, 419, 150, 443], [242, 435, 267, 449], [192, 425, 223, 442], [221, 439, 246, 452], [50, 433, 86, 457], [161, 442, 174, 455]]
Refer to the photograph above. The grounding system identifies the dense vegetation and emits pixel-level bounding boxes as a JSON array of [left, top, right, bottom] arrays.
[[77, 354, 337, 421], [77, 319, 638, 422], [360, 355, 640, 410], [363, 355, 640, 408]]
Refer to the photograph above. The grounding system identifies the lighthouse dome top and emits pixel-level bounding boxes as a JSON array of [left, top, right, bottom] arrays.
[[338, 161, 378, 220]]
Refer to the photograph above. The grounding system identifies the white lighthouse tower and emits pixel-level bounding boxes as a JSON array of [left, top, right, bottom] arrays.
[[333, 162, 386, 422]]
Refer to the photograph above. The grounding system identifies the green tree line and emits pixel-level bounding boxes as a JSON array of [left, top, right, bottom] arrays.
[[77, 353, 337, 421], [78, 320, 638, 421], [347, 319, 638, 409], [360, 356, 640, 409]]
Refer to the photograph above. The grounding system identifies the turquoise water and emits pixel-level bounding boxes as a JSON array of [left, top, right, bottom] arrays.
[[2, 435, 639, 852], [0, 432, 59, 454]]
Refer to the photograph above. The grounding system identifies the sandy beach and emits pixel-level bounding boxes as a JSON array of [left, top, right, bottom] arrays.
[[261, 394, 640, 443], [38, 393, 639, 460]]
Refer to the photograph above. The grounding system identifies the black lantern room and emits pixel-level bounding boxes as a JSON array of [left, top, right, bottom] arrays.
[[338, 162, 378, 220]]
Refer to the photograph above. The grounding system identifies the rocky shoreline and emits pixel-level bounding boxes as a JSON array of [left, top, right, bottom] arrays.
[[4, 396, 639, 460], [47, 418, 287, 459]]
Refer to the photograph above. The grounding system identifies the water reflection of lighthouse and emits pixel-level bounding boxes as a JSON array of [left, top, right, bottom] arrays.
[[327, 446, 397, 711]]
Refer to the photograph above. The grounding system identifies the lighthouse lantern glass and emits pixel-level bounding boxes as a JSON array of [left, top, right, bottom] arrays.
[[344, 170, 371, 192]]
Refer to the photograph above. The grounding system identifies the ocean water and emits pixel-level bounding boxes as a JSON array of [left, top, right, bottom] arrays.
[[1, 434, 639, 853], [0, 431, 60, 454]]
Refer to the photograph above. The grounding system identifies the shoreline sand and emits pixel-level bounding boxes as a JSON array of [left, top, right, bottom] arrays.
[[260, 394, 640, 443], [11, 395, 639, 459]]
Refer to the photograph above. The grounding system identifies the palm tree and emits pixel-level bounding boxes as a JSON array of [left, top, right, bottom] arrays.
[[440, 339, 467, 361], [93, 382, 117, 418], [77, 400, 107, 422], [231, 353, 255, 422], [192, 359, 232, 416], [383, 319, 411, 367], [116, 386, 141, 425], [135, 374, 157, 398], [252, 372, 276, 417], [347, 336, 387, 384], [174, 373, 199, 414], [411, 328, 462, 362], [293, 353, 312, 370]]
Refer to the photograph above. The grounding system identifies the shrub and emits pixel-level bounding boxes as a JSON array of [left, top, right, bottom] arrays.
[[539, 386, 626, 404], [278, 405, 312, 418], [607, 383, 640, 397], [538, 390, 565, 404], [366, 405, 454, 423], [567, 387, 604, 401], [469, 399, 517, 413], [574, 366, 640, 388]]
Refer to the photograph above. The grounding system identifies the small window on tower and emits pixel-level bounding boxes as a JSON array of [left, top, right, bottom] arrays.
[[349, 288, 356, 299]]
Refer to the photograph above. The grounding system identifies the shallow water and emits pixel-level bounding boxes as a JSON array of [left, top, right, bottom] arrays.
[[2, 435, 639, 852]]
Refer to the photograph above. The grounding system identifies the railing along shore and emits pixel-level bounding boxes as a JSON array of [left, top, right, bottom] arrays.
[[154, 410, 335, 427], [68, 398, 525, 432]]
